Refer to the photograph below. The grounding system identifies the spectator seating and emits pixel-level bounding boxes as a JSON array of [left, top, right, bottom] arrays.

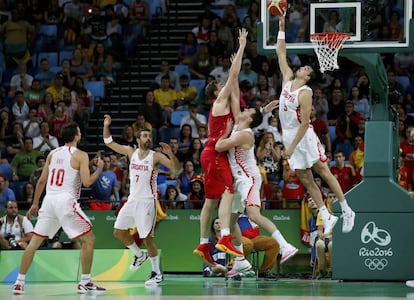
[[37, 52, 59, 68], [37, 24, 58, 52], [328, 126, 336, 143], [9, 181, 26, 201], [148, 0, 162, 20], [0, 163, 13, 181], [189, 79, 206, 100], [159, 127, 180, 143], [211, 8, 224, 18], [237, 7, 248, 23], [50, 66, 62, 74], [175, 64, 191, 78], [59, 50, 73, 64], [170, 110, 189, 127], [84, 81, 106, 113], [396, 76, 410, 91]]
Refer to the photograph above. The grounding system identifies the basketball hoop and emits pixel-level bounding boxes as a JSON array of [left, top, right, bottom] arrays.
[[310, 32, 351, 73]]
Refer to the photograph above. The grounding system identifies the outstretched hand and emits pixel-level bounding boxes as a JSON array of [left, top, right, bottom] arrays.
[[103, 114, 112, 126], [238, 27, 248, 48], [263, 100, 279, 114], [159, 142, 172, 154]]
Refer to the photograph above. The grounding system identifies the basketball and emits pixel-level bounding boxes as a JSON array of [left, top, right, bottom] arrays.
[[266, 0, 288, 16]]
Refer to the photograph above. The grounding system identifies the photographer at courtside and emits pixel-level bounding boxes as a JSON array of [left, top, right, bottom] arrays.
[[0, 200, 33, 250]]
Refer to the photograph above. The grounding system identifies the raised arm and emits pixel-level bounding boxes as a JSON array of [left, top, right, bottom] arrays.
[[276, 12, 294, 84], [219, 28, 248, 106], [229, 29, 248, 123], [103, 114, 135, 158]]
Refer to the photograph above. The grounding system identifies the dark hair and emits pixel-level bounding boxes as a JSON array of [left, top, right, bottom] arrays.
[[210, 217, 220, 242], [250, 108, 263, 129], [61, 122, 79, 143], [136, 128, 151, 139], [36, 155, 45, 163], [23, 137, 33, 144], [5, 200, 18, 208], [180, 124, 193, 141], [22, 182, 34, 199], [205, 81, 217, 102]]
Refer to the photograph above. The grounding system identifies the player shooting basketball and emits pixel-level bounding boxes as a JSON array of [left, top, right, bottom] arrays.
[[276, 10, 355, 237]]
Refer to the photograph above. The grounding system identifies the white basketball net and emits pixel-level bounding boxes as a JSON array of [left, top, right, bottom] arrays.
[[310, 32, 350, 73]]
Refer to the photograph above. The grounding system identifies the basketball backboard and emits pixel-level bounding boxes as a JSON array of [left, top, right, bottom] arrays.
[[258, 0, 413, 55]]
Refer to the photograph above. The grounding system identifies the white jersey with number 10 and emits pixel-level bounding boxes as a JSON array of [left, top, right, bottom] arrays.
[[46, 146, 82, 199]]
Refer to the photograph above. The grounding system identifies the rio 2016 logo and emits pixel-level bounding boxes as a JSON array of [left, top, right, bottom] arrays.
[[359, 221, 392, 271]]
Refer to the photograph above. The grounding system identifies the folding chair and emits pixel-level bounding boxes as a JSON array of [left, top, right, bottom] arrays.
[[249, 248, 260, 280]]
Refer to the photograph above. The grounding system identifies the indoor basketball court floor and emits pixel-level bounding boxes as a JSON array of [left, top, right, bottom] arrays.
[[0, 275, 412, 300]]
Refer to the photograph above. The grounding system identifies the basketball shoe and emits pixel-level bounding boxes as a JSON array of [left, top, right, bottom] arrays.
[[407, 280, 414, 288], [342, 209, 356, 233], [215, 234, 243, 256], [226, 258, 252, 278], [130, 251, 149, 271], [194, 243, 216, 266], [13, 283, 24, 295], [280, 243, 299, 264], [77, 281, 106, 294], [323, 214, 338, 237], [145, 271, 163, 286]]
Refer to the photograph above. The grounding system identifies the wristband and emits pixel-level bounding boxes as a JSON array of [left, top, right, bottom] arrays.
[[103, 136, 113, 144], [277, 31, 285, 40]]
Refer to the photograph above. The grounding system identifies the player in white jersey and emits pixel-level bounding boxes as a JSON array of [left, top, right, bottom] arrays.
[[216, 102, 298, 267], [276, 11, 355, 237], [103, 114, 181, 286], [13, 123, 106, 295]]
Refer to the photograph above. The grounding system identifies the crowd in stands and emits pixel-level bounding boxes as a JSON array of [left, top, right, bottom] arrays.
[[139, 0, 414, 210], [0, 0, 414, 212]]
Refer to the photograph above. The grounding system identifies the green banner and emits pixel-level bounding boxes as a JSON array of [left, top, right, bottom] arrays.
[[0, 250, 153, 283]]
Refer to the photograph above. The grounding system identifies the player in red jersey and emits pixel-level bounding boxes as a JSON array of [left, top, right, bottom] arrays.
[[194, 28, 249, 267]]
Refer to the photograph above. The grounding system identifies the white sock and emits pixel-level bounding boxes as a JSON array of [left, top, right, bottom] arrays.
[[80, 274, 91, 284], [200, 238, 209, 244], [16, 273, 25, 283], [150, 256, 161, 275], [221, 228, 230, 236], [272, 230, 288, 248], [127, 242, 143, 257], [319, 205, 330, 219], [339, 199, 351, 213], [234, 244, 245, 260]]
